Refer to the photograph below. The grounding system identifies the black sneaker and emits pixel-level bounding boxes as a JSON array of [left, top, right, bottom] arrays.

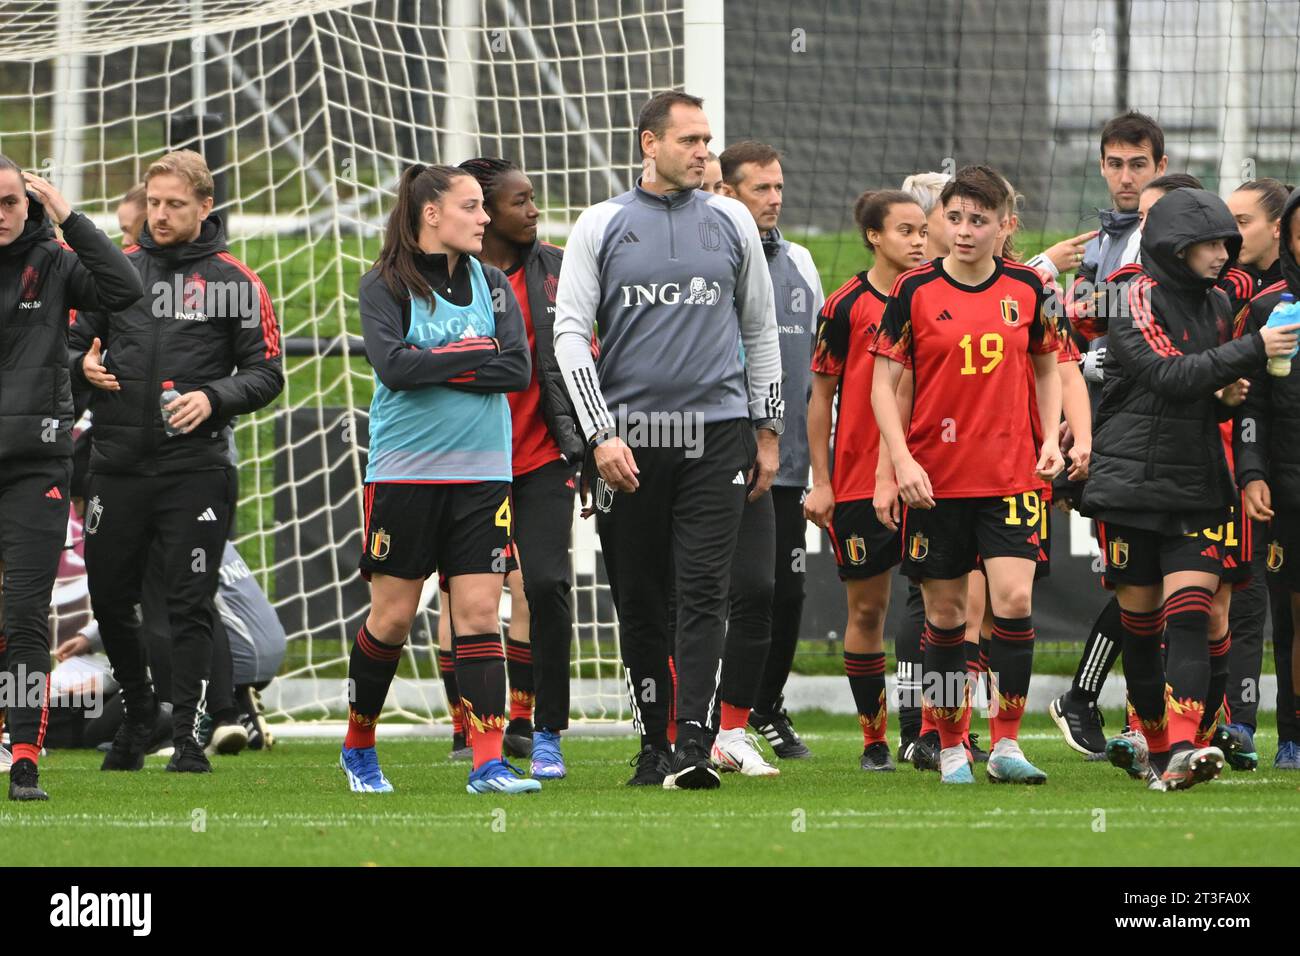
[[8, 758, 48, 801], [165, 737, 213, 773], [748, 697, 812, 759], [898, 731, 918, 765], [663, 739, 720, 790], [910, 730, 940, 771], [503, 718, 533, 759], [1212, 723, 1259, 772], [236, 687, 273, 751], [966, 732, 989, 764], [1049, 693, 1106, 755], [448, 732, 473, 761], [860, 741, 896, 772], [101, 696, 159, 771], [626, 743, 672, 787]]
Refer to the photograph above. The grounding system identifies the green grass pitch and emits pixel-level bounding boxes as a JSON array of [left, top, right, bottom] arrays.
[[5, 713, 1297, 866]]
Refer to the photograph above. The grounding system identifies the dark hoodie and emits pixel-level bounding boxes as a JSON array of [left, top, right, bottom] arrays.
[[1081, 188, 1266, 531], [68, 214, 284, 475], [0, 194, 142, 463], [1234, 187, 1300, 508]]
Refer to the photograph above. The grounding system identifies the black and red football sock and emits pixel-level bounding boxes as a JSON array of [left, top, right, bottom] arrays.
[[505, 637, 535, 727], [1163, 587, 1214, 753], [1120, 605, 1168, 754], [1195, 631, 1231, 746], [344, 623, 403, 750], [922, 620, 969, 751], [455, 632, 508, 768], [845, 650, 888, 746], [988, 615, 1035, 744]]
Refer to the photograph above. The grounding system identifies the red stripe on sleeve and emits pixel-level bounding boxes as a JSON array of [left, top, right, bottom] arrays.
[[1129, 276, 1182, 357], [217, 252, 281, 359]]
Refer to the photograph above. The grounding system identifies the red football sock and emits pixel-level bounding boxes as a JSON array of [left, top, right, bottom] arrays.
[[344, 709, 378, 750], [1126, 697, 1141, 734], [931, 691, 972, 751], [471, 722, 504, 768], [12, 743, 39, 766], [921, 705, 937, 736], [720, 701, 749, 731]]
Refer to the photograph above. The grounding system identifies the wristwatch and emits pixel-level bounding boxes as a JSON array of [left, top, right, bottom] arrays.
[[754, 418, 784, 436]]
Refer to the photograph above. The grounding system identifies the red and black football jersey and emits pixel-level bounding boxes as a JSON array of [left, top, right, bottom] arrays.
[[870, 257, 1062, 497], [812, 271, 888, 501]]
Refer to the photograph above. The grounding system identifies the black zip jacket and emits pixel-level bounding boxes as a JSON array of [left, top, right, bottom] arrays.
[[1081, 188, 1266, 531], [0, 195, 142, 463], [68, 215, 284, 475], [358, 251, 530, 393], [1234, 188, 1300, 508], [515, 239, 583, 463]]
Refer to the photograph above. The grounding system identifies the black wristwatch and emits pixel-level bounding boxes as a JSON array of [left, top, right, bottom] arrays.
[[754, 417, 784, 436]]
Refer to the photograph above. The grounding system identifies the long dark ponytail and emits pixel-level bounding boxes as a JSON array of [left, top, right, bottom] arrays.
[[375, 163, 472, 302]]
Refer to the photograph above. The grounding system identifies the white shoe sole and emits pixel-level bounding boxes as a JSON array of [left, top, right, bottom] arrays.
[[1049, 698, 1100, 756], [207, 724, 250, 757], [663, 764, 721, 790], [710, 749, 780, 776]]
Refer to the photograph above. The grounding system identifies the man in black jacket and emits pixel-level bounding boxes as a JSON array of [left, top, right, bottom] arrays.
[[69, 150, 283, 774], [0, 158, 143, 800], [1081, 187, 1297, 790]]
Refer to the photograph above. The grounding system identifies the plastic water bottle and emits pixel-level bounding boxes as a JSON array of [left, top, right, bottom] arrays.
[[161, 380, 182, 437], [1266, 293, 1299, 377]]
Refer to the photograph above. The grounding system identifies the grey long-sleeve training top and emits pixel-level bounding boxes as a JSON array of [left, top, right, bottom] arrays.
[[553, 179, 783, 443]]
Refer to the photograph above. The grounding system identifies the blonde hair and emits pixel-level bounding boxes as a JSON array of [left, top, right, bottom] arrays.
[[1000, 175, 1024, 262], [900, 171, 952, 214], [145, 149, 214, 201], [121, 182, 147, 209]]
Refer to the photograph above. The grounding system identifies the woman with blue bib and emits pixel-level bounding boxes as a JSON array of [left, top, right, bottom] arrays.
[[340, 163, 536, 795]]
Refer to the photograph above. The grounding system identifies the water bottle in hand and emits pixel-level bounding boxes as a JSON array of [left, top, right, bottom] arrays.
[[161, 380, 182, 436], [1267, 293, 1299, 377]]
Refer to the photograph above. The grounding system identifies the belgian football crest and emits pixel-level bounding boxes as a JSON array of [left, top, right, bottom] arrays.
[[1000, 295, 1020, 327], [908, 532, 928, 561], [1108, 537, 1129, 569], [845, 534, 867, 565], [85, 495, 103, 535], [369, 528, 391, 560], [1267, 540, 1284, 572], [698, 220, 721, 251]]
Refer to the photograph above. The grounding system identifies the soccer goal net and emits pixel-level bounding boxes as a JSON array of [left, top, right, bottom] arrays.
[[12, 0, 700, 730], [9, 0, 1300, 732]]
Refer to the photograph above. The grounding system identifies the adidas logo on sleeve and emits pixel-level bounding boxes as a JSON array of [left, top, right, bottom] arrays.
[[197, 508, 218, 522]]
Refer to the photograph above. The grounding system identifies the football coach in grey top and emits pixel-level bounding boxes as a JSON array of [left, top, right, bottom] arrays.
[[554, 91, 783, 790], [713, 141, 824, 763]]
